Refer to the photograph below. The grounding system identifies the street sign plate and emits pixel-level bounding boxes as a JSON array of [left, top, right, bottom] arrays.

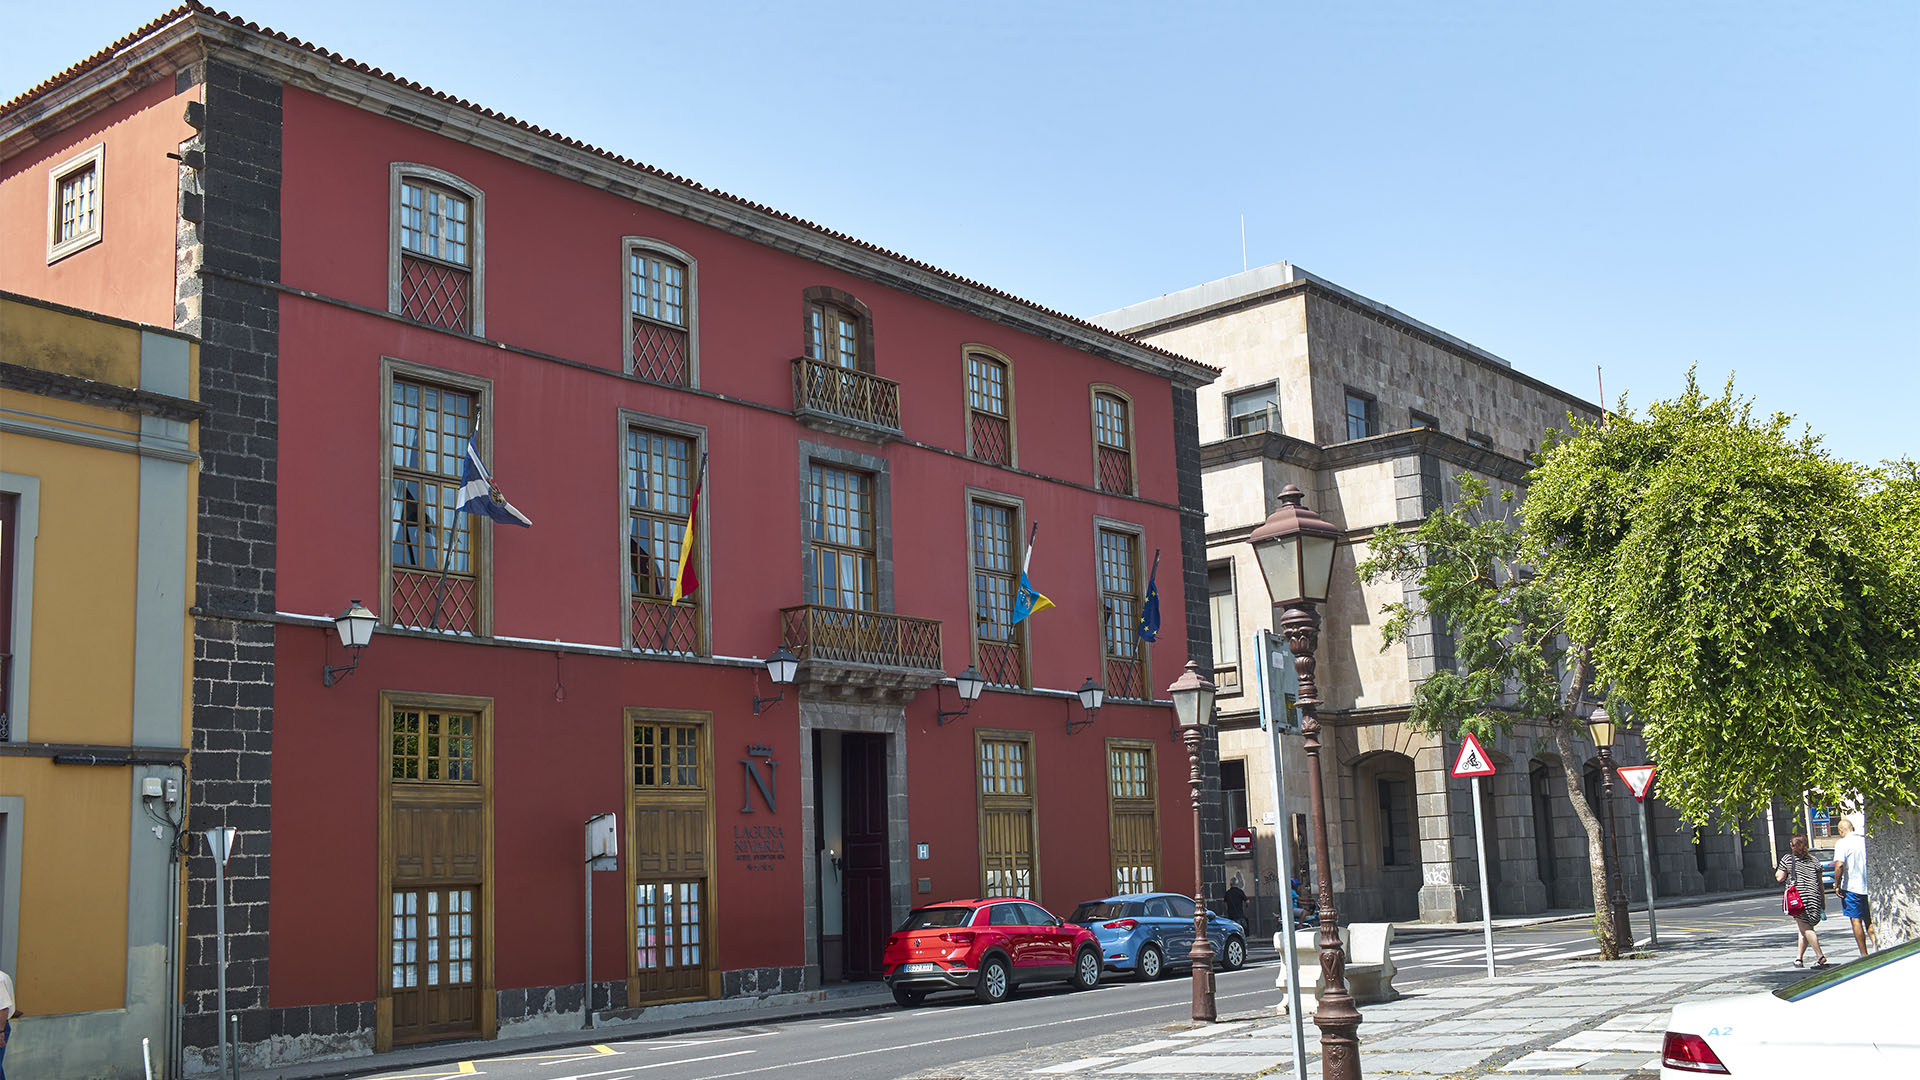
[[1810, 807, 1831, 824], [1617, 765, 1656, 802], [1450, 733, 1497, 779], [1231, 826, 1254, 853]]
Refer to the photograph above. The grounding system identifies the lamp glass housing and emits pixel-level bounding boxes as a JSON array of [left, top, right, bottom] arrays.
[[1077, 678, 1106, 714], [955, 666, 986, 702], [335, 600, 377, 649], [1586, 707, 1615, 748], [1167, 660, 1217, 728], [766, 646, 800, 685], [1253, 535, 1301, 607], [1247, 485, 1343, 607]]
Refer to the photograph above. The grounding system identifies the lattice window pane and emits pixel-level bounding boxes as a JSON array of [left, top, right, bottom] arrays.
[[1094, 393, 1129, 449], [391, 891, 420, 989], [59, 164, 98, 241], [629, 252, 687, 327], [1110, 747, 1152, 800], [633, 723, 702, 790], [980, 739, 1028, 796], [400, 181, 470, 266], [390, 380, 475, 574], [806, 465, 876, 610]]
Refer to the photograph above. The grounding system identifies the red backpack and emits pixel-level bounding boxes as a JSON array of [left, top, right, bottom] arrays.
[[1782, 858, 1806, 916]]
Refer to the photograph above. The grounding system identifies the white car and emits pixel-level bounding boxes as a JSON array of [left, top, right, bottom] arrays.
[[1660, 937, 1920, 1076]]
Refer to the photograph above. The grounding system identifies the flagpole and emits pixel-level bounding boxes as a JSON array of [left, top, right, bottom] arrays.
[[677, 452, 708, 607], [430, 408, 479, 631]]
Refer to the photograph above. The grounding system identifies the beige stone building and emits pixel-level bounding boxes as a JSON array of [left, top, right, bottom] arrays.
[[1096, 263, 1775, 925]]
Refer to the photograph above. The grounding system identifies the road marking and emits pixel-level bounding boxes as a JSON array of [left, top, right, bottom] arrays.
[[617, 1032, 778, 1049], [358, 1068, 482, 1080], [484, 1047, 619, 1064], [547, 1053, 754, 1080], [817, 1016, 891, 1029]]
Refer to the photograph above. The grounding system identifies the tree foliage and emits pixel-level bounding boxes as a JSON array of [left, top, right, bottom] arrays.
[[1522, 375, 1920, 826]]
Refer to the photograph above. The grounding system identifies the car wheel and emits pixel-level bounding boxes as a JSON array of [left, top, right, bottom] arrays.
[[1138, 943, 1164, 981], [892, 984, 926, 1008], [1072, 947, 1101, 990], [1222, 935, 1246, 971], [975, 956, 1011, 1004]]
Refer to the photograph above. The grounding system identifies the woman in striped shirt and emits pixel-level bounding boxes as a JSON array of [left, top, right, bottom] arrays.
[[1775, 834, 1829, 967]]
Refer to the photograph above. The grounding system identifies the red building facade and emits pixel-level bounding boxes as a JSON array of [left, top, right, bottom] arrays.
[[2, 5, 1220, 1069]]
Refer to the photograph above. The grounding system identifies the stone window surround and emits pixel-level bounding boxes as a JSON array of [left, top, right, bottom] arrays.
[[618, 409, 711, 655], [379, 357, 496, 636], [1090, 513, 1150, 700], [962, 486, 1032, 690], [796, 441, 893, 613], [0, 475, 39, 741], [45, 141, 105, 263], [1207, 558, 1242, 699], [1088, 383, 1138, 496], [0, 795, 20, 976], [1342, 387, 1378, 441], [961, 344, 1017, 468], [621, 236, 699, 387], [388, 163, 487, 337]]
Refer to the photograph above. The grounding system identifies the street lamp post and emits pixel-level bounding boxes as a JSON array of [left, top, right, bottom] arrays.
[[1248, 485, 1361, 1080], [1586, 707, 1633, 953], [1168, 661, 1219, 1023]]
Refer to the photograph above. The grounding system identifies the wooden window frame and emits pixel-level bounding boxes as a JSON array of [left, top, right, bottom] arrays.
[[388, 163, 486, 336], [621, 237, 698, 387], [46, 142, 105, 263], [804, 461, 879, 612], [1092, 516, 1150, 701], [1105, 737, 1160, 894], [380, 358, 495, 636], [624, 707, 718, 1003], [800, 286, 875, 373], [975, 728, 1041, 900], [1089, 384, 1137, 496], [619, 411, 709, 656], [964, 488, 1030, 689], [375, 690, 496, 1052], [962, 345, 1016, 467]]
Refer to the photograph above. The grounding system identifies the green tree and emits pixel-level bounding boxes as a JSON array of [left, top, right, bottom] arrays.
[[1522, 378, 1920, 828], [1356, 475, 1624, 956]]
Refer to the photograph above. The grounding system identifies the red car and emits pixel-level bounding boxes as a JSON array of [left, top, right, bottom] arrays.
[[881, 897, 1102, 1006]]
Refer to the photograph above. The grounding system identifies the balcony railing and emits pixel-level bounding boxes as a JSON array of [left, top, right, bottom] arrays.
[[792, 357, 901, 439], [780, 605, 942, 671]]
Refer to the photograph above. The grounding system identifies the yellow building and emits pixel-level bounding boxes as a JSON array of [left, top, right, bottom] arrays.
[[0, 291, 200, 1079]]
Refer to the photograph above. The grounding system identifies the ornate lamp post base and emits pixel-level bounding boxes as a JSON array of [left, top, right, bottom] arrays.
[[1182, 725, 1217, 1022]]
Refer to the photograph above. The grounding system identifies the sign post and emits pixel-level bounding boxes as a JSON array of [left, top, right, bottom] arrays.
[[1450, 734, 1498, 977], [205, 827, 238, 1080], [1618, 765, 1658, 947], [1252, 628, 1306, 1080], [584, 813, 619, 1028]]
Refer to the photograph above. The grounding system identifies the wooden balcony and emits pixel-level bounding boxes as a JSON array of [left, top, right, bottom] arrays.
[[791, 357, 902, 442], [780, 604, 945, 696]]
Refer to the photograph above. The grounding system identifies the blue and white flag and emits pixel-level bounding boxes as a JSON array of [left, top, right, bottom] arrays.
[[457, 424, 531, 527]]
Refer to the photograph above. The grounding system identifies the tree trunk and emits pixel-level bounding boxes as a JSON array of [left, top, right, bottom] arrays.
[[1552, 718, 1619, 960]]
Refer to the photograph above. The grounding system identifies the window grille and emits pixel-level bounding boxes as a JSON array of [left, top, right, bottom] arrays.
[[1099, 528, 1144, 699], [970, 500, 1025, 687], [967, 353, 1012, 465], [388, 380, 477, 633], [627, 428, 699, 654], [629, 250, 690, 385], [1093, 392, 1133, 493]]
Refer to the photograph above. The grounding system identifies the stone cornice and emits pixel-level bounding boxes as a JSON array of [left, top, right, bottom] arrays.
[[1200, 426, 1535, 485], [2, 7, 1218, 390], [0, 361, 206, 423]]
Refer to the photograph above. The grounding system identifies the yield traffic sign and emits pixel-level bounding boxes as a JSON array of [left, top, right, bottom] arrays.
[[1617, 765, 1656, 802], [1451, 733, 1497, 779]]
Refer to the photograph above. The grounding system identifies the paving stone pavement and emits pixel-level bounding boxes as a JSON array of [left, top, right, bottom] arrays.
[[904, 927, 1809, 1079]]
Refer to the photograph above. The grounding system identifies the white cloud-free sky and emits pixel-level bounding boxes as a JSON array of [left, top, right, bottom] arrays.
[[8, 1, 1915, 464]]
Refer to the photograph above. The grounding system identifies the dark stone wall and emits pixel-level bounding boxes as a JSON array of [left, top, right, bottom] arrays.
[[1172, 385, 1225, 904], [176, 58, 283, 1059]]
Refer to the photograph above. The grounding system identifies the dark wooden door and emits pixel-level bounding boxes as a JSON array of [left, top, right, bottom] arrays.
[[842, 733, 890, 979]]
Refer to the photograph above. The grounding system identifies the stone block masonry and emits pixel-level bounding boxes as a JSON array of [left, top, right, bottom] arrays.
[[175, 57, 284, 1072], [1172, 385, 1225, 904]]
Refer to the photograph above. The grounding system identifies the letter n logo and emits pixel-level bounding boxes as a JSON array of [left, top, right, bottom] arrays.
[[741, 758, 778, 813]]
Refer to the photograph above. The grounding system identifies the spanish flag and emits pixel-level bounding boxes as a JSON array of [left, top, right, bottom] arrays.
[[671, 453, 707, 604]]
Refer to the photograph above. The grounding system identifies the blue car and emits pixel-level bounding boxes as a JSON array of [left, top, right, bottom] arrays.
[[1067, 892, 1247, 980]]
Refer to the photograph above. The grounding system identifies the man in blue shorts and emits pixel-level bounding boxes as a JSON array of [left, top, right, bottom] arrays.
[[1831, 817, 1871, 958]]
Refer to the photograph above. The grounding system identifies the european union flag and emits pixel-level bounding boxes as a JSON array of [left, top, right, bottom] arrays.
[[1137, 548, 1161, 641]]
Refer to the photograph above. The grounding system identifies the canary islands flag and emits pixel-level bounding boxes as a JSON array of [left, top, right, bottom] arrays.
[[1010, 522, 1054, 625], [1137, 548, 1161, 642]]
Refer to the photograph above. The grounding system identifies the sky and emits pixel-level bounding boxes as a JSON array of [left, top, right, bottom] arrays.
[[6, 1, 1915, 464]]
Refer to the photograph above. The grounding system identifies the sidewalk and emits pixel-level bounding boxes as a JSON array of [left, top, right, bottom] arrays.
[[233, 982, 895, 1080], [1390, 888, 1774, 937], [904, 925, 1804, 1079]]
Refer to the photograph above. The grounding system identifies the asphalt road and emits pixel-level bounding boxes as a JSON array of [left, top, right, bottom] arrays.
[[348, 894, 1782, 1080]]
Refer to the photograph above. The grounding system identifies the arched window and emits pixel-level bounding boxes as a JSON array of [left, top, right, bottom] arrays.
[[802, 286, 874, 372], [964, 347, 1014, 466], [389, 164, 485, 335], [1091, 387, 1135, 495], [623, 238, 697, 386]]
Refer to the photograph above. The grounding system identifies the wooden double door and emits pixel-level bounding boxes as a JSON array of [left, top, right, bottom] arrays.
[[627, 709, 716, 1005]]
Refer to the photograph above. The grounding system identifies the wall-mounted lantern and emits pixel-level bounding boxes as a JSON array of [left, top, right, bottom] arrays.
[[321, 600, 377, 686], [936, 666, 986, 725], [752, 646, 800, 715], [1070, 676, 1106, 734]]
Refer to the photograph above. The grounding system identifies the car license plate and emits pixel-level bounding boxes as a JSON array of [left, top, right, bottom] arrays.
[[901, 962, 940, 973]]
